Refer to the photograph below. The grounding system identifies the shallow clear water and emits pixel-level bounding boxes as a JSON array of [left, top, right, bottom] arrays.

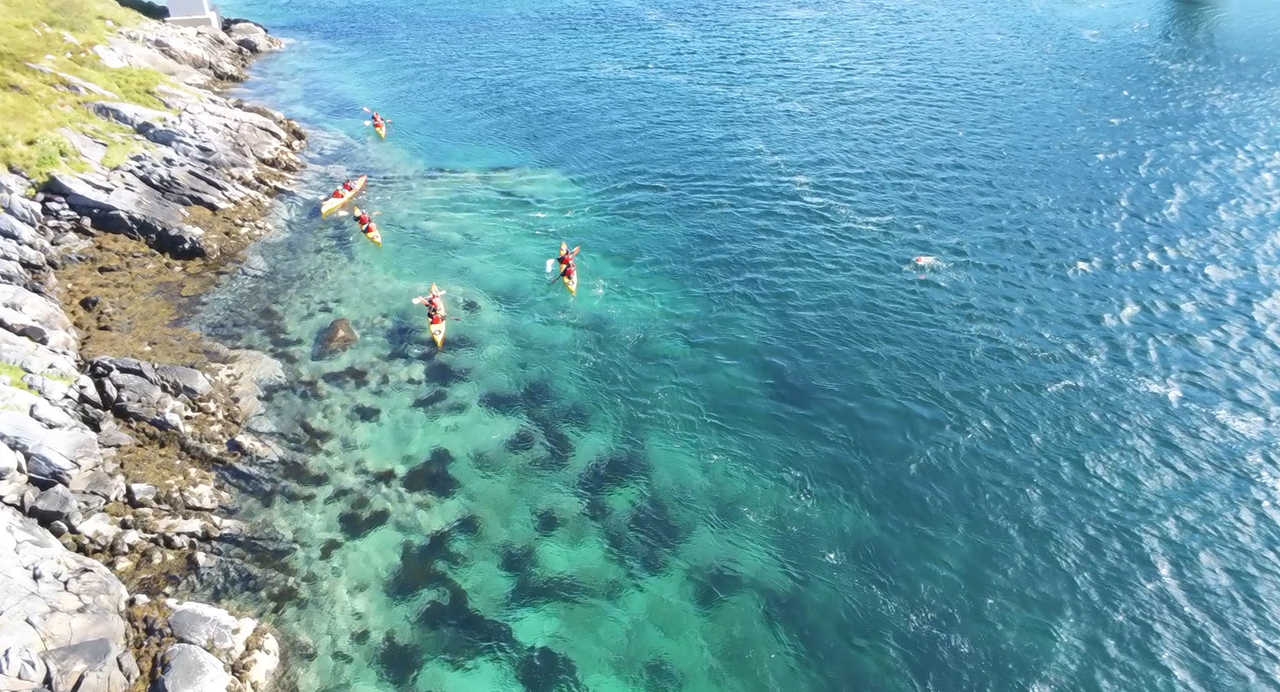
[[196, 0, 1280, 689]]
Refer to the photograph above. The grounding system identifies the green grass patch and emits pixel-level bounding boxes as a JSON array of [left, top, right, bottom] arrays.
[[0, 0, 169, 181], [0, 362, 36, 394]]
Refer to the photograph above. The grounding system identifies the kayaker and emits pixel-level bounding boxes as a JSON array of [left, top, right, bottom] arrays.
[[560, 260, 577, 282], [355, 210, 372, 227], [557, 244, 580, 273], [412, 289, 445, 315], [331, 179, 355, 198]]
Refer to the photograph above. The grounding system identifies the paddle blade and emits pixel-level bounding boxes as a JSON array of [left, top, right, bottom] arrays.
[[545, 258, 556, 274]]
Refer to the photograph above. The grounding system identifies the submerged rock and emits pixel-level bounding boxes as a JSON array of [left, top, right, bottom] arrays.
[[400, 448, 458, 497], [314, 318, 358, 359], [337, 507, 390, 539]]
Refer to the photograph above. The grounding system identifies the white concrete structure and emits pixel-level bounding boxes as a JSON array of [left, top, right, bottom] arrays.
[[166, 0, 220, 29]]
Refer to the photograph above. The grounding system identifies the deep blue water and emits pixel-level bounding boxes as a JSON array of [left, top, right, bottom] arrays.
[[199, 0, 1280, 689]]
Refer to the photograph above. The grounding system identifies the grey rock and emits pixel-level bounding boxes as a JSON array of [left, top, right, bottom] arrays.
[[88, 101, 169, 132], [0, 442, 19, 479], [0, 235, 48, 270], [126, 483, 157, 508], [42, 637, 127, 692], [0, 329, 77, 380], [56, 128, 109, 166], [0, 212, 52, 257], [117, 651, 140, 684], [227, 349, 286, 388], [97, 429, 137, 448], [76, 513, 121, 551], [151, 517, 206, 537], [225, 20, 282, 54], [0, 193, 43, 228], [166, 601, 255, 663], [46, 171, 210, 260], [152, 643, 230, 692], [29, 486, 79, 525], [154, 365, 212, 400], [0, 505, 129, 679], [0, 411, 102, 486], [0, 646, 47, 683], [47, 520, 69, 538], [70, 470, 125, 503], [239, 631, 280, 692], [179, 484, 220, 511]]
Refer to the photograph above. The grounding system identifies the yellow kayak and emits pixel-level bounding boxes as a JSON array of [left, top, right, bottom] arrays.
[[374, 120, 386, 139], [321, 175, 366, 217], [428, 283, 446, 348], [352, 206, 382, 247], [557, 242, 580, 296]]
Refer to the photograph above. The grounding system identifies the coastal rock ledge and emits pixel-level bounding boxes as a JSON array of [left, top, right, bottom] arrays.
[[1, 8, 301, 692]]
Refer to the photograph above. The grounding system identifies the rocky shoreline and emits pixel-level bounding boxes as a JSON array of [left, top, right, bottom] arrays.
[[1, 13, 309, 692]]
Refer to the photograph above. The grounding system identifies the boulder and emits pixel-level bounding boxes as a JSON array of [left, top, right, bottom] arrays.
[[179, 484, 220, 511], [70, 470, 126, 503], [154, 365, 212, 400], [152, 644, 230, 692], [126, 483, 157, 508], [238, 630, 279, 692], [97, 428, 137, 448], [314, 318, 358, 359], [29, 485, 79, 526], [76, 513, 122, 551], [225, 20, 282, 54], [166, 601, 255, 663]]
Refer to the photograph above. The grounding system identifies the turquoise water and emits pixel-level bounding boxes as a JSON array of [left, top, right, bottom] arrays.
[[195, 0, 1280, 689]]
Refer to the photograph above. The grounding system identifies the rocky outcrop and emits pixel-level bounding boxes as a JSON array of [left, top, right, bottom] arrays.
[[41, 21, 304, 261], [0, 504, 135, 691], [0, 9, 303, 692]]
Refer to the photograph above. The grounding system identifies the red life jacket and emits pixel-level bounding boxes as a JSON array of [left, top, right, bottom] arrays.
[[430, 314, 444, 325]]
